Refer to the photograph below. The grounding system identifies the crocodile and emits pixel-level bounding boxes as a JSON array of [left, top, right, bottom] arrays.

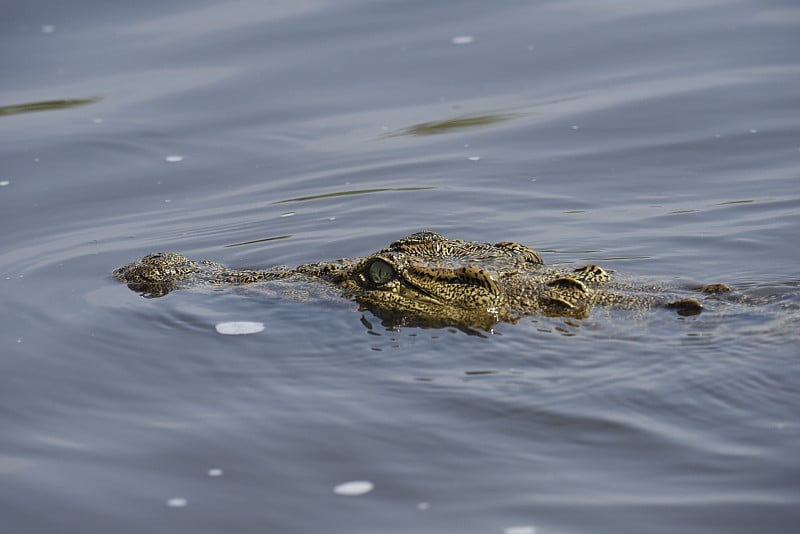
[[113, 231, 730, 329]]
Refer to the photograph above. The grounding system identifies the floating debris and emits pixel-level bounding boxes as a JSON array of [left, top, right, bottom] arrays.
[[0, 180, 9, 187], [333, 480, 374, 496], [165, 155, 184, 163], [505, 527, 536, 534], [467, 156, 481, 161], [207, 468, 223, 477], [215, 322, 265, 335]]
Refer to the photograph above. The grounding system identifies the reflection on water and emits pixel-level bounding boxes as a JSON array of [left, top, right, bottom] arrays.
[[1, 0, 799, 533]]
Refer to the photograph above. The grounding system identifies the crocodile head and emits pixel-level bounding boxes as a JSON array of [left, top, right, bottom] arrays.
[[328, 231, 546, 329], [338, 252, 507, 329]]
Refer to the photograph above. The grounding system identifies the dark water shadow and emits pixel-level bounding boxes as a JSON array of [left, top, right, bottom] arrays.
[[225, 234, 293, 248], [273, 187, 433, 204]]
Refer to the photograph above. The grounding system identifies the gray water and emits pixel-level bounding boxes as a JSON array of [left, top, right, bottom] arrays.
[[2, 1, 799, 532]]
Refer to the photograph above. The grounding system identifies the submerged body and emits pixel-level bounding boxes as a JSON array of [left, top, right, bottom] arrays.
[[113, 231, 729, 329]]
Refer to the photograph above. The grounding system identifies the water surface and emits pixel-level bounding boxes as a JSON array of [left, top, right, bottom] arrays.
[[2, 1, 799, 532]]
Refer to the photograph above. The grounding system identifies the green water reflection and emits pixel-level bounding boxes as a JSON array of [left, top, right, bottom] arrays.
[[0, 97, 100, 117], [386, 113, 517, 137]]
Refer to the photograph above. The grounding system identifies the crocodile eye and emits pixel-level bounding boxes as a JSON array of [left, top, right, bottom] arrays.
[[368, 259, 394, 285]]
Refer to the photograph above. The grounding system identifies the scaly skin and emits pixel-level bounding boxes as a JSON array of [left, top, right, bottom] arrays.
[[113, 231, 729, 329]]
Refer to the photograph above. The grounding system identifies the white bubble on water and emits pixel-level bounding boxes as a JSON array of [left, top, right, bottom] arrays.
[[467, 156, 481, 161], [215, 322, 265, 335], [166, 498, 188, 508], [208, 468, 223, 477], [165, 155, 184, 163], [505, 526, 536, 534], [333, 480, 374, 496], [41, 25, 55, 33]]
